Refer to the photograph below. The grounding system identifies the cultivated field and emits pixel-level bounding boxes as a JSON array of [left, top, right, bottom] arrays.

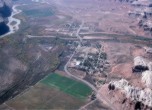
[[4, 73, 92, 109], [41, 73, 92, 99], [6, 84, 86, 110]]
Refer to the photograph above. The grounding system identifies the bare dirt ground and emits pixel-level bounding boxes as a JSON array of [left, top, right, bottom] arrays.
[[83, 99, 111, 110], [97, 84, 134, 110], [103, 42, 133, 78], [103, 41, 146, 78], [47, 0, 147, 37], [95, 38, 150, 109]]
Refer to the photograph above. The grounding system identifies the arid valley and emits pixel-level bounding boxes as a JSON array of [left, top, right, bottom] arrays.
[[0, 0, 152, 110]]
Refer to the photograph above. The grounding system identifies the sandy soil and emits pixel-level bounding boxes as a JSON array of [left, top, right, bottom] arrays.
[[97, 39, 150, 109], [97, 84, 134, 110]]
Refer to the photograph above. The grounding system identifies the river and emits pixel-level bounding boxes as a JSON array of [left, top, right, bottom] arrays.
[[0, 5, 22, 37]]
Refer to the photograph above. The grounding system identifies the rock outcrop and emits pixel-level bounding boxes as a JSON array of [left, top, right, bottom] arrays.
[[109, 79, 152, 109], [125, 0, 152, 36]]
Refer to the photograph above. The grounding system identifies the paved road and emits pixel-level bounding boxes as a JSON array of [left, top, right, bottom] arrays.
[[64, 21, 97, 91], [76, 21, 84, 42], [27, 35, 56, 38], [64, 51, 97, 92], [79, 99, 97, 110]]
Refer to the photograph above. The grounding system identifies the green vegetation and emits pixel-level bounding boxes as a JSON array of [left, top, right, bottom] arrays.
[[41, 73, 92, 99], [6, 84, 86, 110], [23, 8, 54, 17]]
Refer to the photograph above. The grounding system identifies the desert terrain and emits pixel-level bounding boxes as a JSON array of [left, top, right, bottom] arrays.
[[0, 0, 152, 110]]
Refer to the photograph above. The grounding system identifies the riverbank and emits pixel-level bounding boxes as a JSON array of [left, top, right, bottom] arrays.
[[0, 5, 22, 38]]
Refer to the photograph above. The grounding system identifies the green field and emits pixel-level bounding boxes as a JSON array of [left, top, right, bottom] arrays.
[[5, 84, 86, 110], [23, 8, 54, 17], [41, 73, 92, 99]]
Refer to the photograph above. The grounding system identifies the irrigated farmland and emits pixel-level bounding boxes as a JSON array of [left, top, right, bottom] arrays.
[[4, 73, 92, 110], [41, 73, 92, 99]]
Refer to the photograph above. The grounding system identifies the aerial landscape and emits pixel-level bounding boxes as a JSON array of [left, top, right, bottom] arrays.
[[0, 0, 152, 110]]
